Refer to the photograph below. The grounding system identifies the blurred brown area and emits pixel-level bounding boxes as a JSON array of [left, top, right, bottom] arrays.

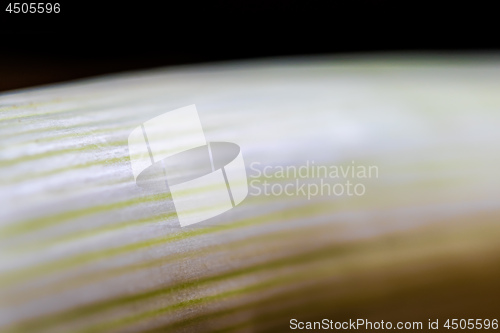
[[0, 57, 95, 92], [143, 210, 500, 332], [0, 56, 182, 93]]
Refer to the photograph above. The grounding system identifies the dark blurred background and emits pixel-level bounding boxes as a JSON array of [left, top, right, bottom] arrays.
[[0, 0, 498, 92]]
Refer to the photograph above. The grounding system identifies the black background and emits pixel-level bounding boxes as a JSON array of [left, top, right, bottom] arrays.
[[0, 0, 498, 91]]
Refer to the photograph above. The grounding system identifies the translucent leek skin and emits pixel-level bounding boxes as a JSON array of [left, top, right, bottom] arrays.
[[1, 55, 500, 333]]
